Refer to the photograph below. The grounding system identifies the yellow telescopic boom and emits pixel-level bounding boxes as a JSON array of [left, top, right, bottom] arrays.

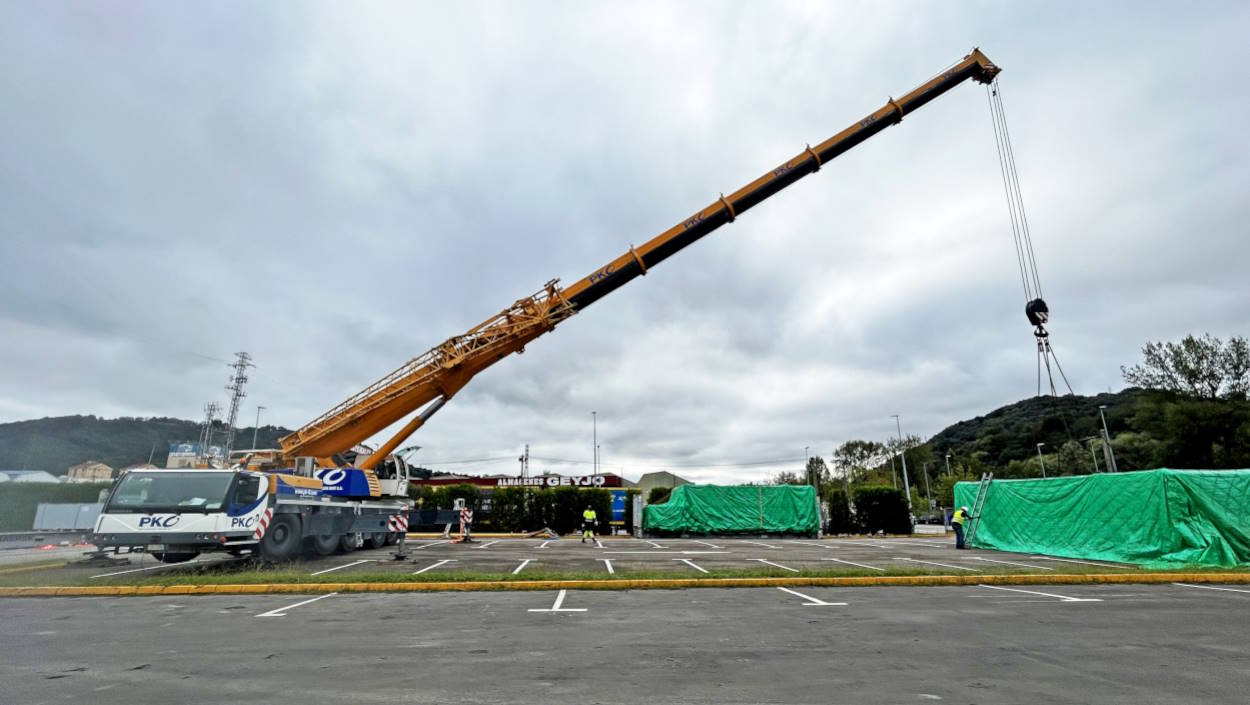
[[280, 49, 1001, 468]]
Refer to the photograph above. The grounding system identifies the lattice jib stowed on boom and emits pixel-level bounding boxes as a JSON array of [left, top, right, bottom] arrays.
[[280, 280, 575, 466]]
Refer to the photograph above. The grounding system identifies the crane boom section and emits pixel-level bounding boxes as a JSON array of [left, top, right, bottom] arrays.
[[560, 49, 999, 310], [279, 49, 999, 466]]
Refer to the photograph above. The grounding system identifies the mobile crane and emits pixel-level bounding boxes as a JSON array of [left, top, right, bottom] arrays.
[[93, 49, 1000, 562]]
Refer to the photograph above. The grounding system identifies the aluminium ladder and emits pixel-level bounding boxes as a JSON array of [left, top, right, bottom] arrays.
[[964, 472, 993, 546]]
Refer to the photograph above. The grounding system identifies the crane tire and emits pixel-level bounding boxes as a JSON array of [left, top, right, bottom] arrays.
[[338, 534, 358, 553], [308, 534, 339, 556], [153, 551, 198, 563], [259, 514, 301, 562], [385, 531, 399, 546], [364, 532, 387, 549]]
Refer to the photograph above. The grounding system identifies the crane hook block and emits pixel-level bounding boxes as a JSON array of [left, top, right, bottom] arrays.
[[1025, 298, 1049, 327]]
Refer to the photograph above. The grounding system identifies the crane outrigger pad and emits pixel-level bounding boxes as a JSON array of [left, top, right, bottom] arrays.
[[643, 485, 819, 536], [954, 469, 1250, 568]]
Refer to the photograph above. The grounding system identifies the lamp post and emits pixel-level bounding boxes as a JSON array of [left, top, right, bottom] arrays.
[[944, 453, 952, 477], [1080, 436, 1101, 472], [890, 414, 913, 513], [1098, 405, 1119, 473], [591, 411, 597, 477], [251, 406, 265, 450], [921, 461, 932, 510], [1036, 442, 1047, 478]]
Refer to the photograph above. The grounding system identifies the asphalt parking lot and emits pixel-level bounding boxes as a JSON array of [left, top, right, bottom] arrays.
[[4, 581, 1249, 704], [38, 536, 1140, 584]]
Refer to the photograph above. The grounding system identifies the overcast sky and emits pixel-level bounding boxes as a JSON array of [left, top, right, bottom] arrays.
[[2, 2, 1247, 482]]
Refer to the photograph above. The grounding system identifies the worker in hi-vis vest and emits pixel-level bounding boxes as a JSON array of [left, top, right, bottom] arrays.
[[582, 506, 597, 543], [951, 505, 970, 549]]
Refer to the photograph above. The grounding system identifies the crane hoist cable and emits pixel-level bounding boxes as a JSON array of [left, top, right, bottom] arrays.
[[985, 77, 1074, 400]]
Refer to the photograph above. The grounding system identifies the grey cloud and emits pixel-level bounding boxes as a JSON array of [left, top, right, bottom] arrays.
[[2, 2, 1248, 482]]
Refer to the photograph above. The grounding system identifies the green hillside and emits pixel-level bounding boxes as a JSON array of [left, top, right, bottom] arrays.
[[0, 415, 292, 474]]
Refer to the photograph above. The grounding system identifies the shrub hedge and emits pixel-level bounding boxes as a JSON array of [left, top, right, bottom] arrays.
[[0, 482, 112, 531], [851, 485, 912, 535]]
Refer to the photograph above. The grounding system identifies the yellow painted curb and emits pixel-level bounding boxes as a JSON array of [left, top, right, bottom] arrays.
[[2, 572, 1248, 598]]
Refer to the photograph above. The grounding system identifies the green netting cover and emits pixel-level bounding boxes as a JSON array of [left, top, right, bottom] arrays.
[[954, 468, 1250, 568], [643, 484, 819, 535]]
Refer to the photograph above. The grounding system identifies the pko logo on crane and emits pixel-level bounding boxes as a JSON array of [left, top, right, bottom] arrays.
[[138, 515, 180, 528], [587, 264, 616, 284]]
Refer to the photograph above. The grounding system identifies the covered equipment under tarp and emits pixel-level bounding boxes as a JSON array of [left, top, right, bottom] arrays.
[[643, 484, 819, 536], [954, 468, 1250, 568]]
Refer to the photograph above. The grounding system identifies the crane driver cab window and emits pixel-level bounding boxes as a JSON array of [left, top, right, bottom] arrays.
[[232, 475, 263, 506]]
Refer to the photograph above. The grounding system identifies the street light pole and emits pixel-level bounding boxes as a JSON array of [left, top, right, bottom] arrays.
[[1098, 405, 1119, 473], [1036, 442, 1047, 478], [251, 406, 265, 450], [591, 411, 597, 477], [1080, 436, 1100, 473], [891, 414, 913, 513], [944, 453, 952, 477]]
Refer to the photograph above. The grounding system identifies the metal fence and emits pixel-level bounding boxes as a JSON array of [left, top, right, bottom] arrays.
[[32, 503, 102, 531]]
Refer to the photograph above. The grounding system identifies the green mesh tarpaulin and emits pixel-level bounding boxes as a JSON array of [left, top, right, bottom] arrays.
[[954, 468, 1250, 568], [643, 484, 819, 535]]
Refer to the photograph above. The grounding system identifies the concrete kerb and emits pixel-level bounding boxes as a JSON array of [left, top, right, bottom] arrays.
[[2, 572, 1249, 598]]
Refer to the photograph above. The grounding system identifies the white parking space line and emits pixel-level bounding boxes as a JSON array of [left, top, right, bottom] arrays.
[[969, 557, 1053, 571], [750, 558, 799, 573], [821, 558, 885, 572], [1033, 556, 1133, 568], [539, 540, 552, 549], [1173, 582, 1250, 595], [884, 540, 946, 549], [604, 550, 673, 554], [977, 584, 1101, 602], [679, 550, 729, 555], [310, 559, 375, 576], [690, 540, 723, 549], [512, 559, 532, 575], [413, 541, 450, 550], [528, 589, 587, 612], [475, 540, 500, 549], [595, 539, 604, 548], [90, 561, 202, 579], [895, 557, 980, 571], [600, 559, 614, 574], [645, 541, 668, 549], [675, 558, 709, 574], [412, 559, 457, 575], [256, 593, 337, 618], [777, 586, 847, 606], [740, 540, 780, 549]]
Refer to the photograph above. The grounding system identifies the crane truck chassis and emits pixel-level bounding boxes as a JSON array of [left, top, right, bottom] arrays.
[[91, 467, 411, 562]]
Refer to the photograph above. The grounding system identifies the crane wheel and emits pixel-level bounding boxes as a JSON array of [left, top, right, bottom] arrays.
[[152, 550, 198, 563], [364, 532, 387, 549], [308, 534, 339, 556], [338, 534, 358, 553], [259, 514, 301, 562]]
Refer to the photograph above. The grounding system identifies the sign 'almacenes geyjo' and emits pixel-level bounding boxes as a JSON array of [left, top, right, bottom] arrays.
[[496, 475, 608, 488]]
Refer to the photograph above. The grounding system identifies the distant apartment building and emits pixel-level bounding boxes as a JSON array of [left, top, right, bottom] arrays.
[[67, 460, 114, 482]]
